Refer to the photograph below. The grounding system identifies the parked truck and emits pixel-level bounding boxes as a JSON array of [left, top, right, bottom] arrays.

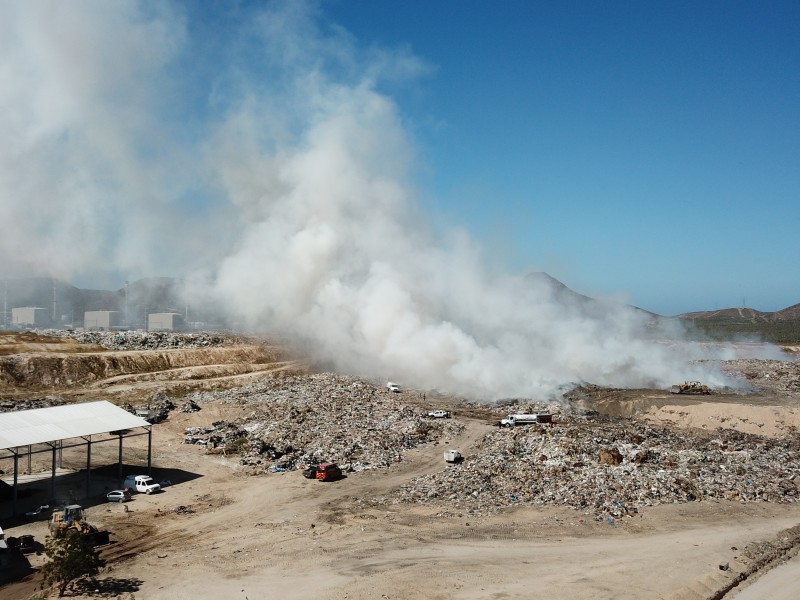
[[123, 474, 161, 494], [500, 413, 553, 427]]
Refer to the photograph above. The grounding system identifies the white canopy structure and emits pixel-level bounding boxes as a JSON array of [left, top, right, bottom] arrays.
[[0, 401, 149, 449], [0, 401, 153, 517]]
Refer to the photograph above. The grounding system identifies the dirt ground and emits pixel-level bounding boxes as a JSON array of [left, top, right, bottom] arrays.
[[1, 332, 799, 599]]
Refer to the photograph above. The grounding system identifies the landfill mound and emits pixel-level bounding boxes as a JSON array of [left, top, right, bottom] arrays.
[[0, 330, 300, 401], [166, 361, 800, 524], [37, 329, 244, 350], [0, 345, 284, 389], [392, 414, 800, 519], [722, 356, 800, 396], [182, 373, 465, 472]]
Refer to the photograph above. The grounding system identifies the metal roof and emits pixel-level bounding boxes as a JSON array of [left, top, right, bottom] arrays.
[[0, 401, 150, 450]]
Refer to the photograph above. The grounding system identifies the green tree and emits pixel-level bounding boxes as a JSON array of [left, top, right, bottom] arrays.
[[40, 532, 106, 597]]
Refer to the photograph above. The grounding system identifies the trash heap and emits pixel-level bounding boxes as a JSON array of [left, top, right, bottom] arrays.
[[721, 357, 800, 396], [182, 373, 465, 473], [393, 416, 800, 519], [122, 391, 175, 423], [36, 329, 235, 350], [0, 395, 65, 413]]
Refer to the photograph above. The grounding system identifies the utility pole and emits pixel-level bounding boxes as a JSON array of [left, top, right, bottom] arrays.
[[3, 279, 7, 329], [124, 280, 129, 328], [52, 278, 57, 323]]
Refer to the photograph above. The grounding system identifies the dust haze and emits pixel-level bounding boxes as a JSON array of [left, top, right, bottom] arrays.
[[0, 1, 757, 398]]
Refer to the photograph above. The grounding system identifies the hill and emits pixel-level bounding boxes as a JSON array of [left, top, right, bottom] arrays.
[[525, 273, 800, 344], [525, 272, 658, 317], [677, 304, 800, 344]]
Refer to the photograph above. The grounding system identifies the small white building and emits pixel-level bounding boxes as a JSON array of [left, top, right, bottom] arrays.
[[11, 307, 49, 327], [84, 310, 121, 331], [148, 312, 185, 332]]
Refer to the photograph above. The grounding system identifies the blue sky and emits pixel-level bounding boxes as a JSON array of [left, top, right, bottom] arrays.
[[1, 1, 798, 319], [320, 1, 800, 315]]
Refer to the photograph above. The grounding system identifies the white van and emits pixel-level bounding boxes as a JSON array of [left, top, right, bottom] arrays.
[[123, 475, 161, 494]]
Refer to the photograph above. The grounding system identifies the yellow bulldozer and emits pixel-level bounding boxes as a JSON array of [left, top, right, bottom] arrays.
[[49, 505, 110, 545], [670, 381, 712, 395]]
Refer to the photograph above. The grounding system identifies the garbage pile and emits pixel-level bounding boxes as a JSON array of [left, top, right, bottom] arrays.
[[392, 415, 800, 519], [182, 373, 464, 473], [36, 329, 236, 350], [172, 357, 800, 520], [0, 395, 65, 413], [122, 391, 175, 423], [721, 357, 800, 396]]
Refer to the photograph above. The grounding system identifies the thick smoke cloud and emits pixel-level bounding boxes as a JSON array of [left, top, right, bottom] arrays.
[[1, 1, 742, 398], [0, 1, 231, 283]]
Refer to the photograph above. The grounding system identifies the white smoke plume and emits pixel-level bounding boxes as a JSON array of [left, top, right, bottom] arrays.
[[1, 1, 750, 398]]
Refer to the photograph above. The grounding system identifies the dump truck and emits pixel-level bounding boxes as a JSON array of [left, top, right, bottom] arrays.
[[49, 505, 109, 545], [670, 381, 712, 395], [500, 413, 553, 427]]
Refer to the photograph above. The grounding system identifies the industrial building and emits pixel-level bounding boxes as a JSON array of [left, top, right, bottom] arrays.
[[148, 312, 185, 331], [11, 307, 50, 328], [84, 310, 121, 330]]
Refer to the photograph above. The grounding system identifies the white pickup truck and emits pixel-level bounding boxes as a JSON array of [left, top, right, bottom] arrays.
[[123, 475, 161, 494]]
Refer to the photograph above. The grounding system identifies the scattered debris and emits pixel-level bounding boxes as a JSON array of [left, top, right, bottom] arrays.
[[722, 358, 800, 396], [123, 392, 174, 423], [0, 395, 65, 413]]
